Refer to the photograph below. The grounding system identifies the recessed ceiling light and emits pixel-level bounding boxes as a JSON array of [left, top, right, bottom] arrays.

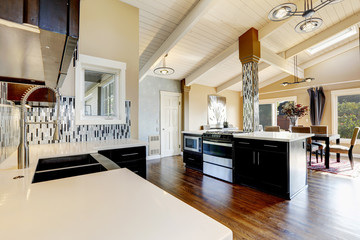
[[306, 26, 357, 54]]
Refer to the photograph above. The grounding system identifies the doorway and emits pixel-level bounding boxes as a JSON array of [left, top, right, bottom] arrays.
[[160, 91, 182, 157]]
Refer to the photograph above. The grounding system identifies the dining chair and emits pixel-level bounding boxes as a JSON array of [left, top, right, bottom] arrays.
[[310, 125, 328, 134], [328, 127, 360, 169], [291, 126, 322, 165], [310, 125, 328, 162], [264, 126, 280, 132]]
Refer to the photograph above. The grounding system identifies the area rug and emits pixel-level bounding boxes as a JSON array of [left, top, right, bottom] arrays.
[[307, 156, 360, 178]]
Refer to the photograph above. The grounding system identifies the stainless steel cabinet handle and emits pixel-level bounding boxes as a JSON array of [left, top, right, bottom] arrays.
[[203, 141, 232, 147], [257, 152, 260, 165], [121, 153, 139, 157], [188, 158, 195, 161], [237, 141, 250, 145], [263, 144, 278, 148]]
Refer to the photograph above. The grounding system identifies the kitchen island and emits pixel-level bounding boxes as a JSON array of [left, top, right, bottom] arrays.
[[0, 140, 232, 240], [233, 132, 314, 199]]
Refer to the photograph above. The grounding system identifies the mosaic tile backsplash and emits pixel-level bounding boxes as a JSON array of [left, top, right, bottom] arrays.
[[26, 97, 131, 144], [0, 82, 131, 163]]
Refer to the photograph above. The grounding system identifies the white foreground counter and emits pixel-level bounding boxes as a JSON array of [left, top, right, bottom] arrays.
[[0, 140, 232, 240]]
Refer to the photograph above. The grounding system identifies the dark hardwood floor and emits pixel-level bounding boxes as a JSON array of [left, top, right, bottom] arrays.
[[146, 155, 360, 240]]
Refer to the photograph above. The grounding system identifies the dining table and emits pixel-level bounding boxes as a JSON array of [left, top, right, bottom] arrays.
[[311, 133, 341, 169]]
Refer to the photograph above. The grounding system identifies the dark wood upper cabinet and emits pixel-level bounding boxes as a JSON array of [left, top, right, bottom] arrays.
[[69, 0, 79, 38], [0, 0, 24, 24], [39, 0, 68, 35], [0, 0, 79, 37], [23, 0, 39, 26]]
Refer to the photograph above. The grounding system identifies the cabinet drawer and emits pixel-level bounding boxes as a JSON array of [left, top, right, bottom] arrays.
[[235, 139, 287, 152], [257, 140, 288, 152], [114, 159, 146, 178], [183, 151, 203, 171], [99, 147, 146, 162]]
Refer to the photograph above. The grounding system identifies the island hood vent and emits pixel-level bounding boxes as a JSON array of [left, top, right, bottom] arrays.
[[0, 19, 77, 89]]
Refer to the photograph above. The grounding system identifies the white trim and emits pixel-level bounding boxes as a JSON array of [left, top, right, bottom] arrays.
[[331, 87, 360, 139], [75, 54, 126, 125], [146, 155, 161, 161], [160, 91, 182, 157]]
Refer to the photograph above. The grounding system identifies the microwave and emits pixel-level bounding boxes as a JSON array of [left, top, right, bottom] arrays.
[[184, 135, 202, 153]]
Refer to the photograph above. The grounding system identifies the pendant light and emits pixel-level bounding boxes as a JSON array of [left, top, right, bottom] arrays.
[[154, 54, 175, 75], [281, 56, 314, 86], [268, 0, 343, 33]]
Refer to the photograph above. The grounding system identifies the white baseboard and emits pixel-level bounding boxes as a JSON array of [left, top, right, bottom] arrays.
[[146, 155, 161, 161]]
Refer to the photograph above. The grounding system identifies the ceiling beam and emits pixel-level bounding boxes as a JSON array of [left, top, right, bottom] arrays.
[[259, 72, 290, 89], [216, 62, 270, 93], [261, 46, 304, 78], [282, 11, 360, 59], [185, 42, 238, 86], [300, 39, 359, 69], [138, 0, 219, 82], [184, 2, 310, 86]]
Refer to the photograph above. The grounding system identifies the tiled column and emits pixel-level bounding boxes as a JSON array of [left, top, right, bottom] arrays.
[[239, 28, 260, 132]]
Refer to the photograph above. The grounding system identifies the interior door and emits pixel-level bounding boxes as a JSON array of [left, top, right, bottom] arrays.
[[160, 92, 181, 157]]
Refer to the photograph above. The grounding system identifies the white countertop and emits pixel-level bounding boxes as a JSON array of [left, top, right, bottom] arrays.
[[182, 130, 207, 135], [0, 140, 232, 240], [233, 132, 314, 142]]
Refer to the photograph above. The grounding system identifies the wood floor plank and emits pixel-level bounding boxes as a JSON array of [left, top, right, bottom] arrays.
[[146, 156, 360, 240]]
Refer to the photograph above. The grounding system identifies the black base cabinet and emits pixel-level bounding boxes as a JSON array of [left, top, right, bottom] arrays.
[[183, 150, 203, 172], [99, 146, 146, 179], [234, 138, 307, 199]]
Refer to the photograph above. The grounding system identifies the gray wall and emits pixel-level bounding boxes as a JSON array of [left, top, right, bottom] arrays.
[[139, 75, 181, 143]]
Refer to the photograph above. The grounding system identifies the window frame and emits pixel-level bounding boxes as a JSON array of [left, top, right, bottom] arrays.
[[75, 54, 126, 125], [331, 88, 360, 142], [259, 96, 297, 127]]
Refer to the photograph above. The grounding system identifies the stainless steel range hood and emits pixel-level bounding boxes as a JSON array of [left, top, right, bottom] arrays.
[[0, 19, 76, 88]]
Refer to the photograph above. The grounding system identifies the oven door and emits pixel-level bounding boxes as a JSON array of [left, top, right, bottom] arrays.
[[184, 136, 201, 153], [202, 140, 232, 159]]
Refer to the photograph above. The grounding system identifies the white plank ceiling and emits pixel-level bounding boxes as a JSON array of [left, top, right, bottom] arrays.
[[120, 0, 360, 91]]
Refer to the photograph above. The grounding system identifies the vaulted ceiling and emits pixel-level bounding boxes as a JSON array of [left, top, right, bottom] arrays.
[[120, 0, 360, 92]]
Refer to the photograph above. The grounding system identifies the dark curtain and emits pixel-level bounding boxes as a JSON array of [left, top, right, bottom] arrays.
[[307, 87, 326, 125], [317, 87, 325, 124]]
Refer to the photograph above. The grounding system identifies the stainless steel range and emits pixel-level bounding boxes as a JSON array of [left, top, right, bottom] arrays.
[[202, 130, 242, 183]]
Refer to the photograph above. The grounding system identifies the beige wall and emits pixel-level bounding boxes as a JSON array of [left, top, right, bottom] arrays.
[[188, 84, 241, 130], [260, 47, 360, 153], [61, 0, 139, 138]]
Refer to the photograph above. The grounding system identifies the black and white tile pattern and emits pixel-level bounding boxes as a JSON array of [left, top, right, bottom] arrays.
[[0, 82, 131, 163], [26, 97, 131, 144]]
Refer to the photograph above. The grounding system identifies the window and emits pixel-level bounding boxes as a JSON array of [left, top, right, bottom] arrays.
[[331, 88, 360, 140], [259, 97, 297, 130], [75, 54, 126, 125], [102, 81, 115, 116], [306, 27, 357, 55]]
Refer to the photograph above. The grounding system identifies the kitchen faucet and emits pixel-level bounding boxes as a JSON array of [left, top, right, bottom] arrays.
[[17, 86, 61, 169]]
